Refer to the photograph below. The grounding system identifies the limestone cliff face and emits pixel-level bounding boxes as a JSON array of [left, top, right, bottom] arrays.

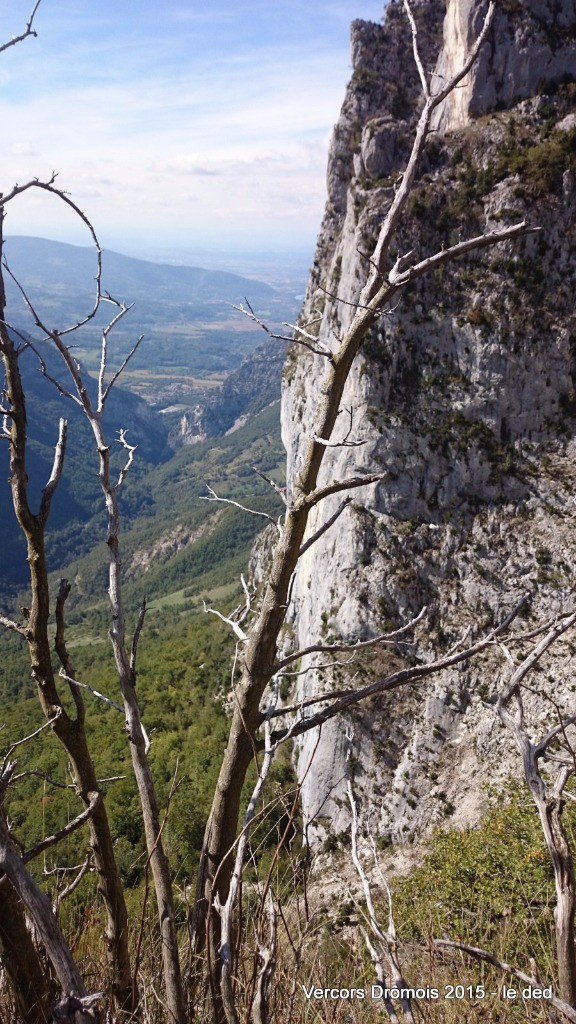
[[280, 0, 576, 846], [435, 0, 576, 130]]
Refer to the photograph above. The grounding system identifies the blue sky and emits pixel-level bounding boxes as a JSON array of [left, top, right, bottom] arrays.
[[0, 1, 385, 258]]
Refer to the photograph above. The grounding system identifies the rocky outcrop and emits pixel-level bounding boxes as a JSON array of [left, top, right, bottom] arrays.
[[173, 341, 286, 445], [280, 0, 576, 847], [434, 0, 576, 130]]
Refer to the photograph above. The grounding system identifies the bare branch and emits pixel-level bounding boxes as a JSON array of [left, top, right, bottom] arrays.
[[130, 601, 147, 674], [434, 940, 576, 1023], [402, 0, 429, 99], [252, 890, 277, 1024], [298, 497, 352, 559], [431, 2, 495, 108], [201, 484, 282, 531], [269, 601, 526, 741], [274, 608, 426, 674], [98, 294, 143, 409], [1, 714, 60, 768], [282, 314, 323, 342], [54, 579, 85, 723], [21, 335, 82, 405], [299, 471, 387, 511], [23, 791, 101, 865], [0, 1, 43, 55], [115, 429, 137, 491], [388, 222, 539, 290], [39, 418, 67, 524], [0, 613, 27, 637], [252, 466, 288, 505], [2, 187, 103, 335], [318, 280, 400, 316], [497, 609, 576, 709], [97, 296, 133, 408], [347, 750, 414, 1023], [59, 671, 124, 714], [203, 601, 249, 643], [52, 855, 93, 912], [234, 299, 334, 360], [312, 406, 367, 448]]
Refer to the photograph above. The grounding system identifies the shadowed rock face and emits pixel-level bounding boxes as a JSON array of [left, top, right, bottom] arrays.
[[278, 0, 576, 848]]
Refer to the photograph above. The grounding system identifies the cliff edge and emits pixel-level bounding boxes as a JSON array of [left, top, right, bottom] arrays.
[[280, 0, 576, 847]]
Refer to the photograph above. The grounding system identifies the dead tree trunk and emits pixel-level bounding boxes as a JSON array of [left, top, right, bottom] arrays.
[[496, 610, 576, 1010], [45, 344, 187, 1024], [0, 213, 135, 1015], [0, 879, 53, 1024]]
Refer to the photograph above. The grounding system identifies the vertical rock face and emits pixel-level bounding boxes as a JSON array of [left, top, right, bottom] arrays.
[[434, 0, 576, 130], [280, 0, 576, 846]]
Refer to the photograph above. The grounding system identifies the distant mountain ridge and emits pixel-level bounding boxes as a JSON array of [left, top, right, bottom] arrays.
[[2, 236, 298, 400], [3, 236, 274, 306], [0, 238, 295, 598]]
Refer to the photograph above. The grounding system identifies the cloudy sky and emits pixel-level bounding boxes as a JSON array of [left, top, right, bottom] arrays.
[[0, 0, 385, 259]]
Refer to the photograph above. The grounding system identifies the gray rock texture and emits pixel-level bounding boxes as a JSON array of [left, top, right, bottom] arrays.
[[434, 0, 576, 130], [278, 0, 576, 847]]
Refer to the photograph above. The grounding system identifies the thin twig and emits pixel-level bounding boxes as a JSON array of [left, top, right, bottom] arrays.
[[0, 0, 43, 55], [201, 485, 282, 531]]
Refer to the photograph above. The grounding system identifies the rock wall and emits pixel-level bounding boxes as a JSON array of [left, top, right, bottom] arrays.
[[280, 0, 576, 847]]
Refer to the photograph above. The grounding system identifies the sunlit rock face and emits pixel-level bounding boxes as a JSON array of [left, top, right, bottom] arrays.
[[278, 0, 576, 848], [434, 0, 576, 131]]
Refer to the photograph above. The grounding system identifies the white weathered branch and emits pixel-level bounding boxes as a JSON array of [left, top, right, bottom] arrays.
[[59, 671, 124, 714], [402, 0, 429, 99], [274, 608, 425, 674], [202, 601, 249, 643], [201, 484, 282, 532], [116, 429, 137, 490], [39, 417, 67, 523], [312, 406, 367, 448], [234, 299, 334, 360], [0, 613, 27, 637], [100, 331, 143, 409], [434, 940, 576, 1024], [97, 296, 137, 409], [388, 222, 539, 289]]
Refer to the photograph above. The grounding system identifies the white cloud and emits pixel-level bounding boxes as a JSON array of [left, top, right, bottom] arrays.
[[0, 0, 386, 251]]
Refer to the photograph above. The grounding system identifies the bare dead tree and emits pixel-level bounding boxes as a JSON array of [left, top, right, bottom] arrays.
[[192, 5, 538, 1015], [1, 223, 186, 1021], [347, 749, 414, 1024], [495, 611, 576, 1009], [0, 765, 99, 1023], [415, 608, 576, 1021], [0, 207, 136, 1014]]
